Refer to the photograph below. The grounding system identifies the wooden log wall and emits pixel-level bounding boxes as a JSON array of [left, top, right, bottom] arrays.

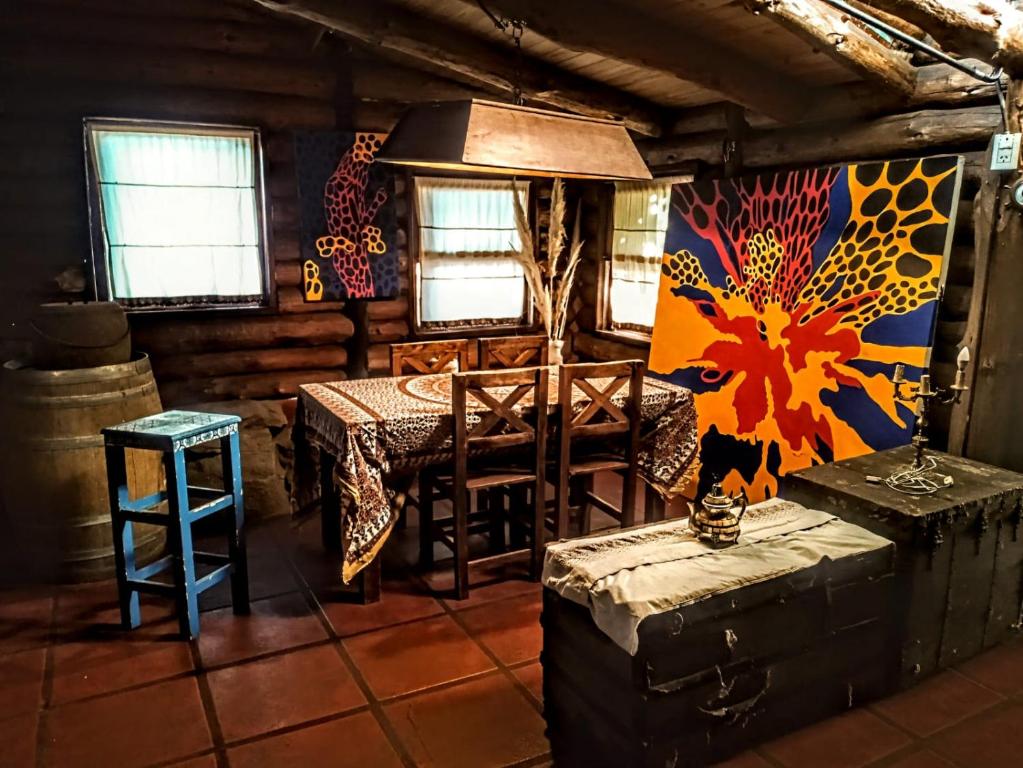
[[0, 0, 437, 404], [572, 84, 1002, 451]]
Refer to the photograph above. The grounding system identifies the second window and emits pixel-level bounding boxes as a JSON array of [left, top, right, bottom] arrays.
[[413, 177, 530, 332]]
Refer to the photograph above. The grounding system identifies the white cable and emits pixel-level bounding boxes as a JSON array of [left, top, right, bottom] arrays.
[[884, 455, 945, 495]]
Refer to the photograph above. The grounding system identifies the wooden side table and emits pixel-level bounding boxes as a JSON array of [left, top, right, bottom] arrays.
[[103, 410, 250, 639], [783, 445, 1023, 687]]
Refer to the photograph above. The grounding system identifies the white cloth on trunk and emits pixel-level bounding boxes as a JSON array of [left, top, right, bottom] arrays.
[[542, 498, 892, 655]]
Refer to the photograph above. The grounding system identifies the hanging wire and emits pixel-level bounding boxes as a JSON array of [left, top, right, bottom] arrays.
[[510, 20, 525, 105], [884, 455, 950, 495], [475, 0, 509, 31], [476, 0, 527, 105], [816, 0, 1010, 130]]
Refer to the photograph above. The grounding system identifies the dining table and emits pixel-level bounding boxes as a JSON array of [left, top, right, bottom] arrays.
[[293, 369, 699, 602]]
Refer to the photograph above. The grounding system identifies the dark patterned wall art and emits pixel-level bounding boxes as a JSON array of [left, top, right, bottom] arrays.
[[648, 156, 963, 502], [294, 131, 399, 301]]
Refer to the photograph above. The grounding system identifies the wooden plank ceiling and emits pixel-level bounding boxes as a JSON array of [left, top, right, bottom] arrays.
[[254, 0, 916, 135], [397, 0, 862, 107]]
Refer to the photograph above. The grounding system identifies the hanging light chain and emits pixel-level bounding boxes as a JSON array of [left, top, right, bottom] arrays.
[[476, 0, 527, 105], [510, 19, 525, 105]]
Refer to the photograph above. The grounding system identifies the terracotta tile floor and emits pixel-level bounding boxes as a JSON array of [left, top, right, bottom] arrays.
[[1, 513, 1022, 768]]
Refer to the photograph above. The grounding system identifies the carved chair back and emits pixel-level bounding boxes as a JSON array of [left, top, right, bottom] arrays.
[[390, 339, 471, 376], [452, 367, 549, 462], [558, 360, 645, 446], [479, 335, 549, 370]]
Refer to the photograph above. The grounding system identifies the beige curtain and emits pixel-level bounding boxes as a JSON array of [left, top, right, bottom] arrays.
[[415, 177, 529, 324], [609, 176, 689, 330], [92, 127, 263, 303]]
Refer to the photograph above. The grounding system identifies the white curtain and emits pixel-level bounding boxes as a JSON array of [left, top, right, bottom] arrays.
[[93, 129, 263, 301], [415, 177, 527, 324], [609, 178, 677, 330]]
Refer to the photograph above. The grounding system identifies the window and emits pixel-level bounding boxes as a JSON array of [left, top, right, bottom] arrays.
[[85, 119, 269, 310], [413, 177, 530, 331], [603, 178, 685, 335]]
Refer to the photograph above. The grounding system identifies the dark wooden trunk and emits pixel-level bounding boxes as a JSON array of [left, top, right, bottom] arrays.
[[783, 445, 1023, 688], [541, 542, 896, 767]]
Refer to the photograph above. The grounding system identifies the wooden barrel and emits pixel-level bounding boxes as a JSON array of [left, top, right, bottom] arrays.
[[30, 301, 132, 370], [0, 355, 166, 583]]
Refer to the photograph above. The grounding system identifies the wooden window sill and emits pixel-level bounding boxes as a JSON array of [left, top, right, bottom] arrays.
[[594, 328, 652, 348]]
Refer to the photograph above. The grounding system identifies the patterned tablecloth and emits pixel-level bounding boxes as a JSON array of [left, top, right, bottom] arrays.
[[295, 372, 698, 582]]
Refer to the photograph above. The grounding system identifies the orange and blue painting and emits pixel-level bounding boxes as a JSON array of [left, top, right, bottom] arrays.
[[648, 157, 962, 502]]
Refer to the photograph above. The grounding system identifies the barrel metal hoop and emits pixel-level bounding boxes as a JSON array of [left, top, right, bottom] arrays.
[[3, 353, 152, 384], [23, 434, 106, 451], [15, 380, 158, 408]]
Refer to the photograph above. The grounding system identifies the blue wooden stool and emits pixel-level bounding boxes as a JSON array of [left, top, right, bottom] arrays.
[[103, 410, 249, 639]]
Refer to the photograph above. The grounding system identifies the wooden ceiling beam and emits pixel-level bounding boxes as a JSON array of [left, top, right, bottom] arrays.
[[844, 0, 929, 41], [858, 0, 1023, 73], [248, 0, 666, 135], [745, 0, 916, 96], [813, 58, 1003, 120], [473, 0, 815, 123], [694, 59, 1001, 131], [641, 104, 999, 169]]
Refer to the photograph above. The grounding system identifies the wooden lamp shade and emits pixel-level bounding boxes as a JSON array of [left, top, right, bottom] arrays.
[[376, 99, 653, 180]]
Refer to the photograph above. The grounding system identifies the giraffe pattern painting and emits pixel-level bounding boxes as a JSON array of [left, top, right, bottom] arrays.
[[649, 156, 963, 502], [294, 131, 399, 301]]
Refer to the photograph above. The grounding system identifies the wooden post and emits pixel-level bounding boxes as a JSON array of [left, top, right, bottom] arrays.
[[948, 140, 997, 455], [962, 80, 1023, 470], [326, 38, 371, 380]]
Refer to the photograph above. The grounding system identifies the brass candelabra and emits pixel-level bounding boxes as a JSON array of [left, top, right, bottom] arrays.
[[885, 347, 970, 494]]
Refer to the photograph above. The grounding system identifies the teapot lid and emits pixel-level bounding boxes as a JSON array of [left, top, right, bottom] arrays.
[[703, 482, 731, 505]]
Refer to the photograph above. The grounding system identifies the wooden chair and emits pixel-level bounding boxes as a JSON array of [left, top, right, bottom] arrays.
[[420, 367, 549, 600], [389, 340, 471, 530], [479, 334, 548, 370], [552, 360, 645, 539], [390, 340, 471, 376]]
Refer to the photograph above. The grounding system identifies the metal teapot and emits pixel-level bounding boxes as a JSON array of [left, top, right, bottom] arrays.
[[690, 482, 748, 548]]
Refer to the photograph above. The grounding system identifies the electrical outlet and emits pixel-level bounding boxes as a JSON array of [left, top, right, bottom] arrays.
[[991, 132, 1022, 171]]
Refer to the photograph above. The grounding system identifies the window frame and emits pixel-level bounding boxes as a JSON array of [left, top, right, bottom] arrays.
[[597, 175, 691, 343], [83, 117, 274, 314], [408, 173, 537, 338]]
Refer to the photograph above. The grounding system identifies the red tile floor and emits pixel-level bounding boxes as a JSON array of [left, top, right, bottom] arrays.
[[2, 503, 1023, 767]]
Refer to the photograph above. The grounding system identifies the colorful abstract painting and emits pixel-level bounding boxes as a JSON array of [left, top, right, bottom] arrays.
[[294, 131, 399, 301], [648, 157, 963, 502]]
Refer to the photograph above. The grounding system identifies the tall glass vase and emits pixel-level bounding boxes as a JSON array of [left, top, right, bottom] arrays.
[[547, 338, 565, 365]]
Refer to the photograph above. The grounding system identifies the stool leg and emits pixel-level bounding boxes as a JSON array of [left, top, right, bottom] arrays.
[[222, 432, 249, 615], [106, 445, 140, 629], [165, 450, 200, 640]]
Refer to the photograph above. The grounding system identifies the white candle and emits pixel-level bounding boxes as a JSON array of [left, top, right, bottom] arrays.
[[957, 346, 971, 370], [892, 364, 906, 384], [919, 374, 933, 396]]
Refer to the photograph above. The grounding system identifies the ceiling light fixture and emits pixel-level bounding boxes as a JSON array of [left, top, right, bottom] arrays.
[[376, 2, 652, 181]]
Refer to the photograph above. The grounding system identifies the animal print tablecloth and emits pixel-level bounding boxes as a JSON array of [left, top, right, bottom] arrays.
[[294, 372, 698, 583]]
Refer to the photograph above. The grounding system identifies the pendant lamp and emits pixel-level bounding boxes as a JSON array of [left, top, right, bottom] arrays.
[[376, 98, 653, 181]]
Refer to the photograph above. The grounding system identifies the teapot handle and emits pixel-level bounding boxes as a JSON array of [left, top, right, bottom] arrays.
[[734, 488, 749, 522]]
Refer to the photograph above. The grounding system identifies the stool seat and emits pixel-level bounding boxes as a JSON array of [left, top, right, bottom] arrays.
[[104, 409, 248, 640], [103, 409, 242, 451]]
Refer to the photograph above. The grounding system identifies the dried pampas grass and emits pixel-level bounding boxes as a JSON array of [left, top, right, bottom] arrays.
[[511, 177, 583, 341]]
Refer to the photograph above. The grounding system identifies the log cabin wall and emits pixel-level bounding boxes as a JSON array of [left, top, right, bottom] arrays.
[[0, 0, 447, 400], [569, 71, 1002, 450], [0, 0, 490, 516]]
